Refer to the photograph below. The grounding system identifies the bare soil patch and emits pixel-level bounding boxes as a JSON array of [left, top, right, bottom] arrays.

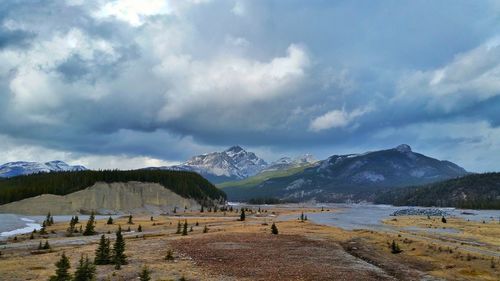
[[171, 232, 395, 281]]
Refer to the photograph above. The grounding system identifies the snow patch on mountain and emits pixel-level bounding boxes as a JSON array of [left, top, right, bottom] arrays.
[[0, 160, 87, 178]]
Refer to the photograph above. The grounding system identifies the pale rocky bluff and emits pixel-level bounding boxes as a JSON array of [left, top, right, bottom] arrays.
[[0, 182, 199, 215]]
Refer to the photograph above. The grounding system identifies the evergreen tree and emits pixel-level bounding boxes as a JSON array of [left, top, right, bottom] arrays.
[[38, 241, 43, 250], [271, 223, 279, 235], [203, 225, 209, 233], [138, 265, 151, 281], [441, 217, 447, 223], [173, 207, 177, 214], [83, 212, 96, 236], [73, 255, 96, 281], [391, 240, 402, 254], [137, 225, 142, 232], [176, 221, 182, 234], [40, 221, 47, 235], [195, 221, 199, 226], [107, 216, 113, 225], [150, 216, 154, 221], [46, 212, 53, 226], [29, 232, 34, 239], [74, 215, 79, 224], [43, 240, 51, 249], [127, 215, 133, 224], [189, 226, 193, 232], [94, 234, 111, 265], [182, 220, 188, 236], [300, 212, 305, 222], [240, 209, 245, 221], [112, 226, 127, 269], [200, 205, 204, 213], [67, 218, 77, 237], [49, 252, 71, 281]]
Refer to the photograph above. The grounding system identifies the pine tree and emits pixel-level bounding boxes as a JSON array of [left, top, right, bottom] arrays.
[[49, 252, 71, 281], [200, 205, 204, 213], [189, 226, 193, 232], [203, 225, 209, 233], [391, 240, 402, 254], [182, 220, 188, 236], [107, 216, 113, 225], [138, 265, 151, 281], [127, 215, 133, 224], [38, 241, 43, 250], [46, 212, 53, 226], [94, 234, 111, 265], [195, 221, 199, 226], [271, 223, 279, 235], [74, 215, 79, 224], [176, 221, 182, 234], [137, 225, 142, 232], [67, 218, 77, 237], [73, 255, 96, 281], [150, 216, 154, 221], [43, 240, 51, 249], [441, 217, 447, 223], [300, 212, 305, 222], [112, 226, 127, 269], [40, 221, 47, 235], [83, 212, 96, 236], [240, 209, 245, 221]]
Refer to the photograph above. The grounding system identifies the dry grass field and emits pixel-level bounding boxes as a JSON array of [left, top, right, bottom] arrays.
[[0, 207, 498, 281]]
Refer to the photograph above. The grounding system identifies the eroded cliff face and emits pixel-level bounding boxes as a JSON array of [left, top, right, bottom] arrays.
[[0, 181, 200, 215]]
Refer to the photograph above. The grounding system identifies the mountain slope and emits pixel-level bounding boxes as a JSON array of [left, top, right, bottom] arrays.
[[223, 144, 468, 202], [152, 146, 268, 183], [0, 160, 87, 178], [374, 173, 500, 209], [0, 170, 226, 206]]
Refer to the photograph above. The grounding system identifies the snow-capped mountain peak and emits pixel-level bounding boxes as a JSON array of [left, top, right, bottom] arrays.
[[0, 160, 87, 178]]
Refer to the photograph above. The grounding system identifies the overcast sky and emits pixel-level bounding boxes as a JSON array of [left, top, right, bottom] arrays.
[[1, 0, 500, 172]]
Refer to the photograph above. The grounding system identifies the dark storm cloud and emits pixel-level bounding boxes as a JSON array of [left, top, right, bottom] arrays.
[[0, 0, 500, 171]]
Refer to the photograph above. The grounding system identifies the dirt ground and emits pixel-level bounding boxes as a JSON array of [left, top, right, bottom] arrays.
[[171, 232, 394, 281], [0, 207, 499, 281]]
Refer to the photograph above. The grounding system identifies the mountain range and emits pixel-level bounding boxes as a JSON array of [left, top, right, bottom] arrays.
[[151, 146, 316, 183], [0, 160, 87, 178], [221, 144, 468, 202]]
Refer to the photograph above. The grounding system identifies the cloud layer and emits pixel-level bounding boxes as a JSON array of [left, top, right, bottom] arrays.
[[0, 0, 499, 171]]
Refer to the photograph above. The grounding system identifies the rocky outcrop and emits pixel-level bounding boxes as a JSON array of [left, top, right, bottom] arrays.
[[0, 181, 199, 215]]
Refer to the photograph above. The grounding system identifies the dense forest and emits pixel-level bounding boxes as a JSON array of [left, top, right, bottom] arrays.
[[374, 173, 500, 209], [0, 170, 226, 205]]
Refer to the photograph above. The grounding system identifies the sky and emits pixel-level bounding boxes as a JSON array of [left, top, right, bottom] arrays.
[[1, 0, 500, 172]]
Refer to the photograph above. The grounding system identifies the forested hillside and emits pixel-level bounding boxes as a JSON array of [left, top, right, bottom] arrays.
[[374, 173, 500, 209], [0, 170, 226, 205]]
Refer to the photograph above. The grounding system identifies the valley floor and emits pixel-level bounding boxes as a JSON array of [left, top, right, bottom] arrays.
[[0, 207, 499, 281]]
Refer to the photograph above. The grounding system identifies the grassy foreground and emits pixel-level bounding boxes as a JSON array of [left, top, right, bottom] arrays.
[[0, 207, 498, 280]]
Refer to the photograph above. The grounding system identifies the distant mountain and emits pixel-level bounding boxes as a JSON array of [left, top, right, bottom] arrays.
[[152, 146, 269, 183], [261, 154, 317, 173], [0, 160, 87, 178], [223, 144, 468, 202], [374, 172, 500, 209]]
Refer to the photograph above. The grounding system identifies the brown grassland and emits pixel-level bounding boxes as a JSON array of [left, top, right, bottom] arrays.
[[0, 207, 498, 281]]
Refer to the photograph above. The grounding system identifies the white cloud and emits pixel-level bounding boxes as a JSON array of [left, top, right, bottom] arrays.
[[232, 1, 245, 16], [93, 0, 171, 26], [396, 36, 500, 112], [309, 107, 371, 132], [156, 44, 310, 121]]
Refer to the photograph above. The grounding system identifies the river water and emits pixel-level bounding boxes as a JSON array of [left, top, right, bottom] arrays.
[[284, 203, 500, 231], [0, 214, 113, 240]]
